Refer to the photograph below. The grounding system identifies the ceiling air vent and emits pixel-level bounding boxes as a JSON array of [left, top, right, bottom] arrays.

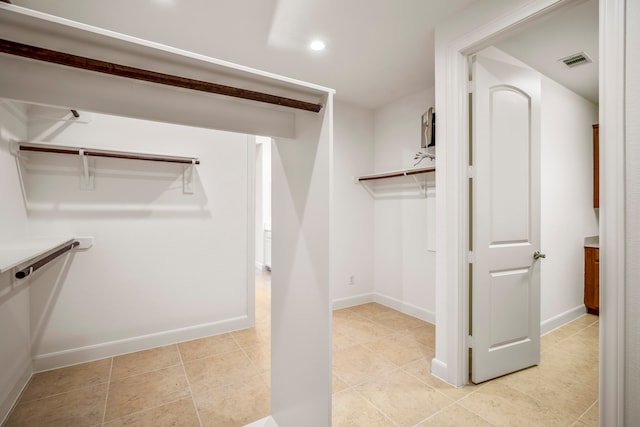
[[560, 52, 592, 68]]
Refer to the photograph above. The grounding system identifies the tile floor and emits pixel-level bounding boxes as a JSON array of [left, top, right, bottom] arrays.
[[4, 272, 599, 426]]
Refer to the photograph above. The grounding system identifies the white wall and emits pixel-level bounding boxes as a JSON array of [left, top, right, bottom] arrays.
[[625, 0, 640, 421], [372, 89, 436, 322], [20, 110, 251, 370], [0, 101, 32, 424], [255, 140, 264, 270], [331, 101, 375, 307], [540, 76, 599, 330]]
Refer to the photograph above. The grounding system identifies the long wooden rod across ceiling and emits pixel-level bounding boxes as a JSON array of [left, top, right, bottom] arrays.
[[0, 38, 323, 113]]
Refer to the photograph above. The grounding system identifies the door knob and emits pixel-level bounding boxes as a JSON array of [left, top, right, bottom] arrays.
[[533, 251, 546, 260]]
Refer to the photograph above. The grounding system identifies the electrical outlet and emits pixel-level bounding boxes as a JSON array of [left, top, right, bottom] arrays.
[[348, 275, 355, 286]]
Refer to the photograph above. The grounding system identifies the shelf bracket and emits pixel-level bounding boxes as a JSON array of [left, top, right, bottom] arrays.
[[411, 174, 426, 197], [78, 149, 95, 190], [183, 160, 195, 194]]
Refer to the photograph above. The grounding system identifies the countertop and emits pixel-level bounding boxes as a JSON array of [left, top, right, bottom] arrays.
[[584, 235, 599, 249]]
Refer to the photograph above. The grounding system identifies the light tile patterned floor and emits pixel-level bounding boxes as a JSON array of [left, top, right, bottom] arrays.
[[4, 272, 598, 426]]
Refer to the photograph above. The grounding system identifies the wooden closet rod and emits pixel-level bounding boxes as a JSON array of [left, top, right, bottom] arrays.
[[357, 166, 436, 182], [20, 144, 200, 165], [15, 241, 79, 279], [0, 38, 323, 113]]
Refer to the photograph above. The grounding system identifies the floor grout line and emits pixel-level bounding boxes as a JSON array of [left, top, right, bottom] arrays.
[[574, 398, 599, 425], [350, 385, 400, 427], [176, 345, 203, 427], [100, 358, 113, 426]]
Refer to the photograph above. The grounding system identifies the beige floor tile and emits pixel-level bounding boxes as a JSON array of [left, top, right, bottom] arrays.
[[104, 365, 190, 421], [541, 327, 575, 348], [196, 377, 270, 427], [332, 389, 395, 427], [363, 332, 432, 366], [333, 373, 350, 394], [333, 329, 359, 352], [346, 302, 396, 318], [370, 310, 429, 331], [334, 307, 366, 321], [231, 323, 270, 348], [333, 344, 398, 386], [103, 398, 200, 426], [244, 343, 271, 373], [5, 383, 107, 427], [497, 355, 597, 420], [336, 317, 395, 344], [555, 334, 599, 365], [577, 400, 599, 426], [459, 381, 570, 427], [357, 370, 453, 427], [178, 334, 240, 362], [401, 323, 436, 349], [524, 380, 597, 423], [540, 347, 598, 388], [20, 358, 112, 402], [562, 314, 599, 332], [416, 403, 494, 426], [402, 358, 481, 401], [111, 345, 181, 380], [184, 350, 260, 397]]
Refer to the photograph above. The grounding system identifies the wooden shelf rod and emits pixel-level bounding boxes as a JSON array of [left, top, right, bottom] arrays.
[[19, 144, 200, 165], [357, 166, 436, 182], [0, 38, 323, 113]]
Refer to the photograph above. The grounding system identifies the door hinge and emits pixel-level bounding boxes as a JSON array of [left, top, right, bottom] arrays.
[[467, 335, 474, 348], [467, 80, 473, 94], [467, 165, 474, 178], [467, 251, 474, 263]]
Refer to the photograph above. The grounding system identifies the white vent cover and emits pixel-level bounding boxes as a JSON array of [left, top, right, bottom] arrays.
[[560, 52, 592, 68]]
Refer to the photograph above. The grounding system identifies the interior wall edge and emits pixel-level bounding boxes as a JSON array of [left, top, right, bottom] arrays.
[[0, 360, 31, 426]]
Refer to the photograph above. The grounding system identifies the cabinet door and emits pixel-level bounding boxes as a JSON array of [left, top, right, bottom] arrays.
[[593, 124, 599, 208], [584, 247, 599, 315]]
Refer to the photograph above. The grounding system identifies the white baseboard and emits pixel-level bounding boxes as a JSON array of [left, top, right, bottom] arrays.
[[332, 293, 375, 310], [244, 416, 279, 427], [0, 360, 32, 426], [541, 304, 587, 336], [32, 315, 251, 372], [430, 357, 451, 384], [373, 293, 435, 324]]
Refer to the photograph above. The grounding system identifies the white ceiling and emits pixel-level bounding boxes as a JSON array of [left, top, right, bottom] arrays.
[[9, 0, 598, 109], [495, 0, 599, 104]]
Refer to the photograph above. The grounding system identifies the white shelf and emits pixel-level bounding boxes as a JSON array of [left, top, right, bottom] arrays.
[[356, 166, 435, 182], [355, 166, 435, 198], [0, 237, 75, 273]]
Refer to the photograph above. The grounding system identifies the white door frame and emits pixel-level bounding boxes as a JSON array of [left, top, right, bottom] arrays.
[[433, 0, 626, 424]]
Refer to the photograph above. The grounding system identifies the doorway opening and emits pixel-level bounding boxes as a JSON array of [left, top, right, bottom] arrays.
[[464, 0, 600, 421]]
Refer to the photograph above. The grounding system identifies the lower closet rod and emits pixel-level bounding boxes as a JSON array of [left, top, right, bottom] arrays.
[[15, 241, 79, 279]]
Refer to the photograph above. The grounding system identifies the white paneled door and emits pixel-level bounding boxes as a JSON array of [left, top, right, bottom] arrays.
[[470, 48, 542, 384]]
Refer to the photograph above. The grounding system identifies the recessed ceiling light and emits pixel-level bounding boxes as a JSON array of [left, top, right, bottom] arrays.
[[309, 40, 326, 51]]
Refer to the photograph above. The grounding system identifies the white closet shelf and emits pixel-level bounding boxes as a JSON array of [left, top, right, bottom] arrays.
[[355, 166, 436, 182], [17, 142, 199, 194], [355, 166, 435, 198], [18, 142, 200, 165], [0, 237, 75, 273]]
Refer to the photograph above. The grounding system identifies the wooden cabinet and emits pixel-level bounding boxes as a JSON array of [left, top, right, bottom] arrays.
[[593, 124, 599, 208], [584, 246, 599, 315]]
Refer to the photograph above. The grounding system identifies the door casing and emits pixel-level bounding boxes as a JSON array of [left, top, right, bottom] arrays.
[[433, 0, 625, 424]]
